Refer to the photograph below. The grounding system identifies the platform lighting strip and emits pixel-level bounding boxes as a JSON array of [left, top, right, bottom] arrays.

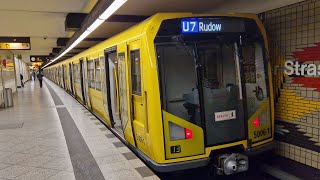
[[43, 0, 127, 68]]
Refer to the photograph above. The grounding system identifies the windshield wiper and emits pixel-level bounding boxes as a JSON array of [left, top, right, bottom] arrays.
[[172, 35, 199, 64]]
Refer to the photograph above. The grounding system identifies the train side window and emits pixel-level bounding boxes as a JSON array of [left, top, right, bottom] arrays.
[[88, 60, 95, 88], [73, 64, 80, 83], [130, 50, 141, 95], [95, 58, 101, 91]]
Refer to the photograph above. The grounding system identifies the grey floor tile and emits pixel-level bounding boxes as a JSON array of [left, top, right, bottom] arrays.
[[102, 169, 142, 180], [122, 152, 138, 160], [91, 148, 120, 158], [1, 142, 37, 153], [0, 163, 11, 170], [99, 127, 108, 131], [15, 167, 59, 180], [47, 171, 75, 180], [20, 145, 55, 155], [0, 153, 35, 164], [108, 137, 121, 143], [105, 134, 116, 139], [18, 155, 57, 167], [136, 166, 155, 178], [129, 159, 146, 168], [0, 143, 15, 151], [100, 161, 134, 173], [41, 157, 73, 172], [0, 165, 35, 179], [143, 175, 160, 180], [113, 142, 126, 148], [87, 143, 117, 151], [95, 154, 127, 165], [0, 151, 14, 159], [117, 146, 131, 153], [40, 149, 70, 158]]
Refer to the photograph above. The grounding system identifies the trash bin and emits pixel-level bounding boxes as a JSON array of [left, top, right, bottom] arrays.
[[4, 88, 13, 107]]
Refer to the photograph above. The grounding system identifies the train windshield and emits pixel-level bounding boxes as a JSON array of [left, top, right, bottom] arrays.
[[155, 17, 269, 146]]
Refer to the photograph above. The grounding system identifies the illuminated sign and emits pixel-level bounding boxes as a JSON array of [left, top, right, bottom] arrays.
[[0, 43, 30, 50], [181, 18, 245, 34], [0, 37, 31, 50], [30, 55, 51, 62]]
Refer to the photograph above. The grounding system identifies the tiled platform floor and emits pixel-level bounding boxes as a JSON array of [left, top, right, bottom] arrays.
[[0, 79, 159, 180]]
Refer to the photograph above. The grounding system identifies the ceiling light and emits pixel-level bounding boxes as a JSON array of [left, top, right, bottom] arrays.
[[43, 0, 127, 68], [87, 18, 105, 32], [99, 0, 127, 20]]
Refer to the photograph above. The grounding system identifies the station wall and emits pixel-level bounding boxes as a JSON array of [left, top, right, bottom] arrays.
[[260, 0, 320, 169]]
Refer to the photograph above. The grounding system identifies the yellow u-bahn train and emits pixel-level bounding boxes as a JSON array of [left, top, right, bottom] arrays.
[[44, 13, 274, 175]]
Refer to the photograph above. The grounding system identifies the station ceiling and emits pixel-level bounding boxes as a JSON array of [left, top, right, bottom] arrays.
[[0, 0, 304, 65]]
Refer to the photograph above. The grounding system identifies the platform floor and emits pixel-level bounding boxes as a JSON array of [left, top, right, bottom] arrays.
[[0, 79, 159, 180]]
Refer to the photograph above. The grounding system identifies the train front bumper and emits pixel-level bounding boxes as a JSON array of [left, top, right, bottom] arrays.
[[145, 157, 210, 173], [244, 141, 275, 156]]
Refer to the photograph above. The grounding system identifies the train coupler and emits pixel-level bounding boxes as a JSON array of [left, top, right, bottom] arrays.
[[215, 153, 249, 175]]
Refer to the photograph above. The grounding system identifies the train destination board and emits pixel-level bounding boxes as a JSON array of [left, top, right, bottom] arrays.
[[181, 18, 245, 34]]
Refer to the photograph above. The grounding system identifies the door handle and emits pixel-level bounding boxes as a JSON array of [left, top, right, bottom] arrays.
[[131, 95, 135, 120], [144, 91, 149, 133]]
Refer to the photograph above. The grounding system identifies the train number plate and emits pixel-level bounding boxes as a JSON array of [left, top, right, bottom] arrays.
[[170, 145, 181, 154], [254, 128, 270, 138], [215, 110, 236, 121]]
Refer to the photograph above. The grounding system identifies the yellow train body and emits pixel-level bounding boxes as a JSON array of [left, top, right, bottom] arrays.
[[44, 13, 274, 173]]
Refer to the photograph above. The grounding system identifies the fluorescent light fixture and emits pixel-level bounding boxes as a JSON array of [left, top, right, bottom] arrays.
[[87, 18, 105, 32], [43, 0, 127, 69], [81, 30, 91, 39], [99, 0, 127, 20]]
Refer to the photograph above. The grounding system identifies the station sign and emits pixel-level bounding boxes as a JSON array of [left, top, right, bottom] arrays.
[[0, 37, 31, 50], [30, 55, 51, 62], [181, 18, 245, 34]]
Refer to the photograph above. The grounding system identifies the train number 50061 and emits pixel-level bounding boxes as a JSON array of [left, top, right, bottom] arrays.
[[254, 128, 270, 138]]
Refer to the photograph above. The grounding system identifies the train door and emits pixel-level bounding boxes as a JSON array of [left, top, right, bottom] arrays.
[[103, 46, 136, 146], [128, 40, 148, 152], [62, 65, 66, 89], [83, 58, 91, 109], [108, 52, 121, 130], [69, 63, 74, 95], [60, 67, 63, 88], [101, 55, 111, 122], [79, 59, 86, 104]]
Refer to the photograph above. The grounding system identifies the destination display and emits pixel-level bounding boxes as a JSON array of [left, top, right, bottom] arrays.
[[181, 18, 245, 34]]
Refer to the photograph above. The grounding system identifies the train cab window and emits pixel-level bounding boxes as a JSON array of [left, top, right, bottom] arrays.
[[157, 45, 199, 124], [88, 60, 95, 88], [157, 42, 241, 126], [95, 58, 101, 91], [242, 42, 268, 117], [130, 50, 141, 95]]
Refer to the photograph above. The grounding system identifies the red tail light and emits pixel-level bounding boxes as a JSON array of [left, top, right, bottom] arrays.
[[185, 128, 193, 139], [253, 117, 260, 128]]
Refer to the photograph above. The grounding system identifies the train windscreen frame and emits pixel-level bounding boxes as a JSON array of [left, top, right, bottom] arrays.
[[155, 17, 270, 146]]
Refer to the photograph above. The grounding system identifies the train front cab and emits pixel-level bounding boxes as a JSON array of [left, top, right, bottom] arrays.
[[148, 14, 274, 175]]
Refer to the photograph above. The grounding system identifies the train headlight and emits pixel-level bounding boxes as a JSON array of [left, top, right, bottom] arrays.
[[169, 122, 193, 141]]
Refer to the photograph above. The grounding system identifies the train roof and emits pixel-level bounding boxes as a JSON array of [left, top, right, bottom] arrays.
[[47, 12, 263, 68]]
